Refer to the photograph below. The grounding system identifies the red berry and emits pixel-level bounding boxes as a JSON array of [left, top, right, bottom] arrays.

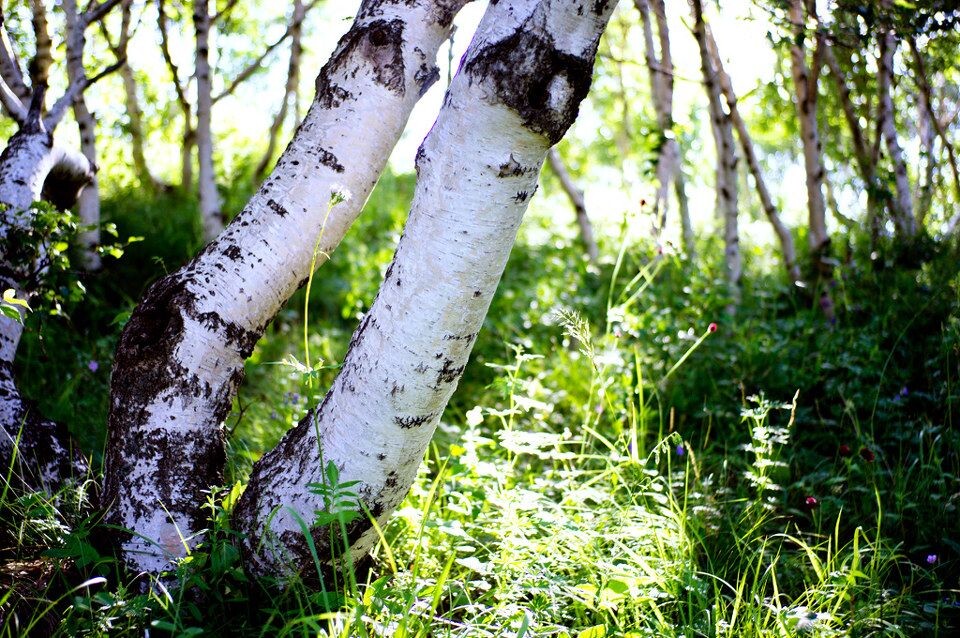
[[708, 322, 718, 334], [805, 496, 818, 508]]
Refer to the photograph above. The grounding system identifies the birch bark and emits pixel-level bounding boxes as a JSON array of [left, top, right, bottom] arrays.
[[103, 0, 471, 575], [64, 0, 101, 269], [690, 0, 739, 303], [194, 0, 222, 239], [876, 6, 916, 241], [233, 0, 617, 581], [707, 30, 801, 285], [788, 0, 830, 281]]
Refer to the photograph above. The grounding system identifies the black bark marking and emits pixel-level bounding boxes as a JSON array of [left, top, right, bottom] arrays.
[[437, 358, 466, 385], [394, 413, 435, 429], [314, 19, 406, 102], [465, 26, 599, 144], [267, 198, 289, 217], [316, 147, 345, 173]]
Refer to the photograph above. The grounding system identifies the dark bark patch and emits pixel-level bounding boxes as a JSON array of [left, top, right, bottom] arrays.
[[315, 19, 407, 100], [394, 413, 435, 429], [465, 25, 598, 144], [266, 199, 289, 217], [436, 358, 466, 385], [316, 147, 345, 173]]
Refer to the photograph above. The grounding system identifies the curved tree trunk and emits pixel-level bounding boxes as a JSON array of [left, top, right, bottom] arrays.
[[0, 126, 94, 488], [707, 30, 801, 286], [103, 0, 471, 575], [233, 0, 617, 581], [690, 0, 739, 305]]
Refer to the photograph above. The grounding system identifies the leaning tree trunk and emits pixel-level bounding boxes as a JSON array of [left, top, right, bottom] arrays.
[[546, 148, 600, 265], [194, 0, 222, 239], [0, 124, 94, 488], [707, 30, 801, 286], [788, 0, 832, 296], [691, 0, 740, 305], [103, 0, 471, 575], [233, 0, 618, 581]]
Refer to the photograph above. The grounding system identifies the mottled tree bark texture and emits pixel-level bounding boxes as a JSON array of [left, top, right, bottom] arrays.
[[233, 0, 617, 582], [103, 0, 471, 575]]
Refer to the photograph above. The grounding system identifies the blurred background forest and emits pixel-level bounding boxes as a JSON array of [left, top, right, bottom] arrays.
[[2, 0, 960, 635]]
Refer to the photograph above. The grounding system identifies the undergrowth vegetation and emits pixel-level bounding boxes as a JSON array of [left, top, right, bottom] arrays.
[[2, 170, 959, 636]]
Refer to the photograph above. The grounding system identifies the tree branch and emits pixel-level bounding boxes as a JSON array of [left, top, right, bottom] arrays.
[[211, 0, 321, 105], [82, 0, 122, 27], [0, 74, 26, 124], [43, 58, 124, 129]]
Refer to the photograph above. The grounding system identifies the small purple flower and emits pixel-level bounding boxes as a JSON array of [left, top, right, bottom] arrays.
[[675, 444, 685, 456], [926, 554, 938, 565], [899, 386, 909, 398], [87, 360, 99, 373], [805, 496, 819, 509]]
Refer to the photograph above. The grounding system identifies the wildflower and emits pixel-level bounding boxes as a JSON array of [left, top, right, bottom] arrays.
[[899, 386, 909, 398], [926, 554, 938, 565], [859, 447, 875, 462], [708, 322, 718, 334], [676, 444, 685, 456], [87, 360, 99, 373], [804, 496, 818, 509], [838, 444, 852, 457], [329, 185, 352, 206]]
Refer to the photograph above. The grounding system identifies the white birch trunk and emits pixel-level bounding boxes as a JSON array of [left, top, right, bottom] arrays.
[[547, 148, 599, 264], [194, 0, 222, 239], [707, 30, 801, 285], [876, 12, 916, 240], [788, 0, 830, 275], [691, 0, 739, 303], [103, 0, 471, 575], [0, 126, 93, 487], [233, 0, 617, 581], [64, 0, 101, 270]]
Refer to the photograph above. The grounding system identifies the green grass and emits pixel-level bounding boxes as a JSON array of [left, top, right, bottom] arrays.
[[3, 174, 959, 635]]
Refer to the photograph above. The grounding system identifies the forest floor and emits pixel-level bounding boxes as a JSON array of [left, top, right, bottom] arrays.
[[3, 173, 959, 636]]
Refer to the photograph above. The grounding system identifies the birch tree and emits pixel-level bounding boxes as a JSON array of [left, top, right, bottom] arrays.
[[876, 0, 917, 241], [157, 0, 319, 239], [232, 0, 618, 580], [635, 0, 693, 258], [787, 0, 831, 285], [706, 29, 801, 285], [254, 0, 307, 182], [0, 0, 121, 486], [103, 0, 471, 575], [690, 0, 740, 304]]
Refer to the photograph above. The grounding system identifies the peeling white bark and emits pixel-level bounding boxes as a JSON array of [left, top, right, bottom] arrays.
[[233, 0, 617, 580], [104, 0, 472, 575]]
